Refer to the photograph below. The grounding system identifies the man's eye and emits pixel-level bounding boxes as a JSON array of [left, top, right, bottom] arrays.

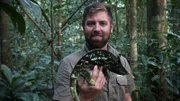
[[100, 22, 107, 26], [86, 22, 95, 26]]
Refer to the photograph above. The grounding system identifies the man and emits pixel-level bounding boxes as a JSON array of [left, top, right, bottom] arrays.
[[53, 2, 135, 101]]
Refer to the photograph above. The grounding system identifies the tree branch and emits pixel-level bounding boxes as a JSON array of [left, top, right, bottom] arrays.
[[62, 0, 88, 31], [15, 0, 49, 41]]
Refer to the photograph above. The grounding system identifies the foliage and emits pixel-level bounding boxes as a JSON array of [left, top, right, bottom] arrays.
[[0, 2, 25, 34], [0, 65, 52, 101], [0, 0, 180, 101], [134, 27, 180, 101]]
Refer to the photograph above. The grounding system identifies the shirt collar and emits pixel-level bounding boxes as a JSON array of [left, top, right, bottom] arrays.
[[83, 43, 120, 56], [83, 43, 115, 52]]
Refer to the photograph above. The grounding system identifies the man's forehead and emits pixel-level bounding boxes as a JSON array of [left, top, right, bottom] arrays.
[[85, 11, 110, 21], [87, 10, 108, 16]]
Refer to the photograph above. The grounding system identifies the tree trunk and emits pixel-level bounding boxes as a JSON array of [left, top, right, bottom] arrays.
[[115, 2, 119, 36], [57, 0, 62, 60], [147, 0, 167, 101], [0, 0, 12, 68], [170, 1, 180, 36], [127, 0, 138, 100], [128, 0, 138, 70], [169, 0, 180, 49]]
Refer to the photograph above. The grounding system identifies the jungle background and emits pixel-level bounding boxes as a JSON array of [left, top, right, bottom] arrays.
[[0, 0, 180, 101]]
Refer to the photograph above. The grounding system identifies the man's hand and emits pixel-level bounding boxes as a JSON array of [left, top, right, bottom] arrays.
[[78, 65, 106, 101]]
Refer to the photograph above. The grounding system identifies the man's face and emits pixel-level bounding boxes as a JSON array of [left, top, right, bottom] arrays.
[[83, 11, 114, 49]]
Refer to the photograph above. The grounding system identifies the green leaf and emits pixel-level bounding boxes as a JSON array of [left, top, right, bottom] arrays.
[[1, 64, 12, 83], [40, 55, 51, 65], [177, 58, 180, 64], [0, 2, 26, 34], [151, 75, 160, 81], [171, 0, 180, 5], [20, 51, 27, 58], [0, 77, 8, 87], [33, 93, 39, 101], [54, 60, 60, 65], [20, 93, 33, 101], [165, 77, 173, 86], [157, 52, 166, 64], [148, 60, 157, 67], [167, 32, 180, 40], [24, 81, 32, 86], [12, 77, 26, 92], [165, 78, 179, 94], [30, 0, 50, 26], [35, 66, 45, 70]]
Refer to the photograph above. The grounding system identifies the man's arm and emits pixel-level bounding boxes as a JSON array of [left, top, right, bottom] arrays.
[[124, 93, 132, 101], [53, 59, 74, 101], [120, 56, 135, 101]]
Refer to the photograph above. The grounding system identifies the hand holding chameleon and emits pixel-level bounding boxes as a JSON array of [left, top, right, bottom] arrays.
[[78, 65, 106, 101]]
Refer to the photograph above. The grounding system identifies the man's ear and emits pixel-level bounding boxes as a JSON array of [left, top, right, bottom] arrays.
[[110, 22, 114, 33], [111, 28, 113, 33], [81, 26, 84, 31]]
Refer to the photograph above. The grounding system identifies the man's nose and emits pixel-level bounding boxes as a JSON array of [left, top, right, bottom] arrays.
[[94, 24, 100, 31]]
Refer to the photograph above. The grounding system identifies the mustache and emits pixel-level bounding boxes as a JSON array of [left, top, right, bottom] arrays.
[[91, 32, 102, 37]]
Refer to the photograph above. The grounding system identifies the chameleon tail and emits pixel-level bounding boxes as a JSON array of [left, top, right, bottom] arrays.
[[70, 69, 96, 101], [70, 79, 80, 101]]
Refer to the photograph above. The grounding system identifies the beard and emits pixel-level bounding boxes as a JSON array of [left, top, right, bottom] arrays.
[[85, 35, 110, 49]]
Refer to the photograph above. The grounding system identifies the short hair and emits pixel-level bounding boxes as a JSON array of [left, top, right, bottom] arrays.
[[82, 2, 113, 27]]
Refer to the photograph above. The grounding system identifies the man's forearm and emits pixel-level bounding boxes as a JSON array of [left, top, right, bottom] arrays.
[[124, 93, 132, 101], [78, 95, 92, 101]]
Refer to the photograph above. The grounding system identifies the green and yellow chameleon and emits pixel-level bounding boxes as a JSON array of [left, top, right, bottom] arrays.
[[70, 49, 128, 101]]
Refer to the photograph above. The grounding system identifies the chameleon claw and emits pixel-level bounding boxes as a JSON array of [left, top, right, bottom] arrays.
[[89, 79, 96, 85]]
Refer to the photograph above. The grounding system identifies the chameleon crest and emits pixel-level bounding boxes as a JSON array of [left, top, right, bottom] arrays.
[[70, 49, 128, 101]]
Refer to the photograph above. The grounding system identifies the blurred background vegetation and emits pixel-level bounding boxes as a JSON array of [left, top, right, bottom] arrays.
[[0, 0, 180, 101]]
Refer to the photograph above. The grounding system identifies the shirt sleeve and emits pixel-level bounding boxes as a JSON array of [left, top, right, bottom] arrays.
[[53, 59, 73, 101], [120, 56, 136, 93]]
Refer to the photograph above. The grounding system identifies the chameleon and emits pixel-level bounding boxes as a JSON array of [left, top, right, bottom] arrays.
[[70, 49, 128, 101]]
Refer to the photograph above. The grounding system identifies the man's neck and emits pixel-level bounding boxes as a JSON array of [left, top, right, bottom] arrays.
[[101, 44, 108, 50], [86, 43, 108, 50]]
